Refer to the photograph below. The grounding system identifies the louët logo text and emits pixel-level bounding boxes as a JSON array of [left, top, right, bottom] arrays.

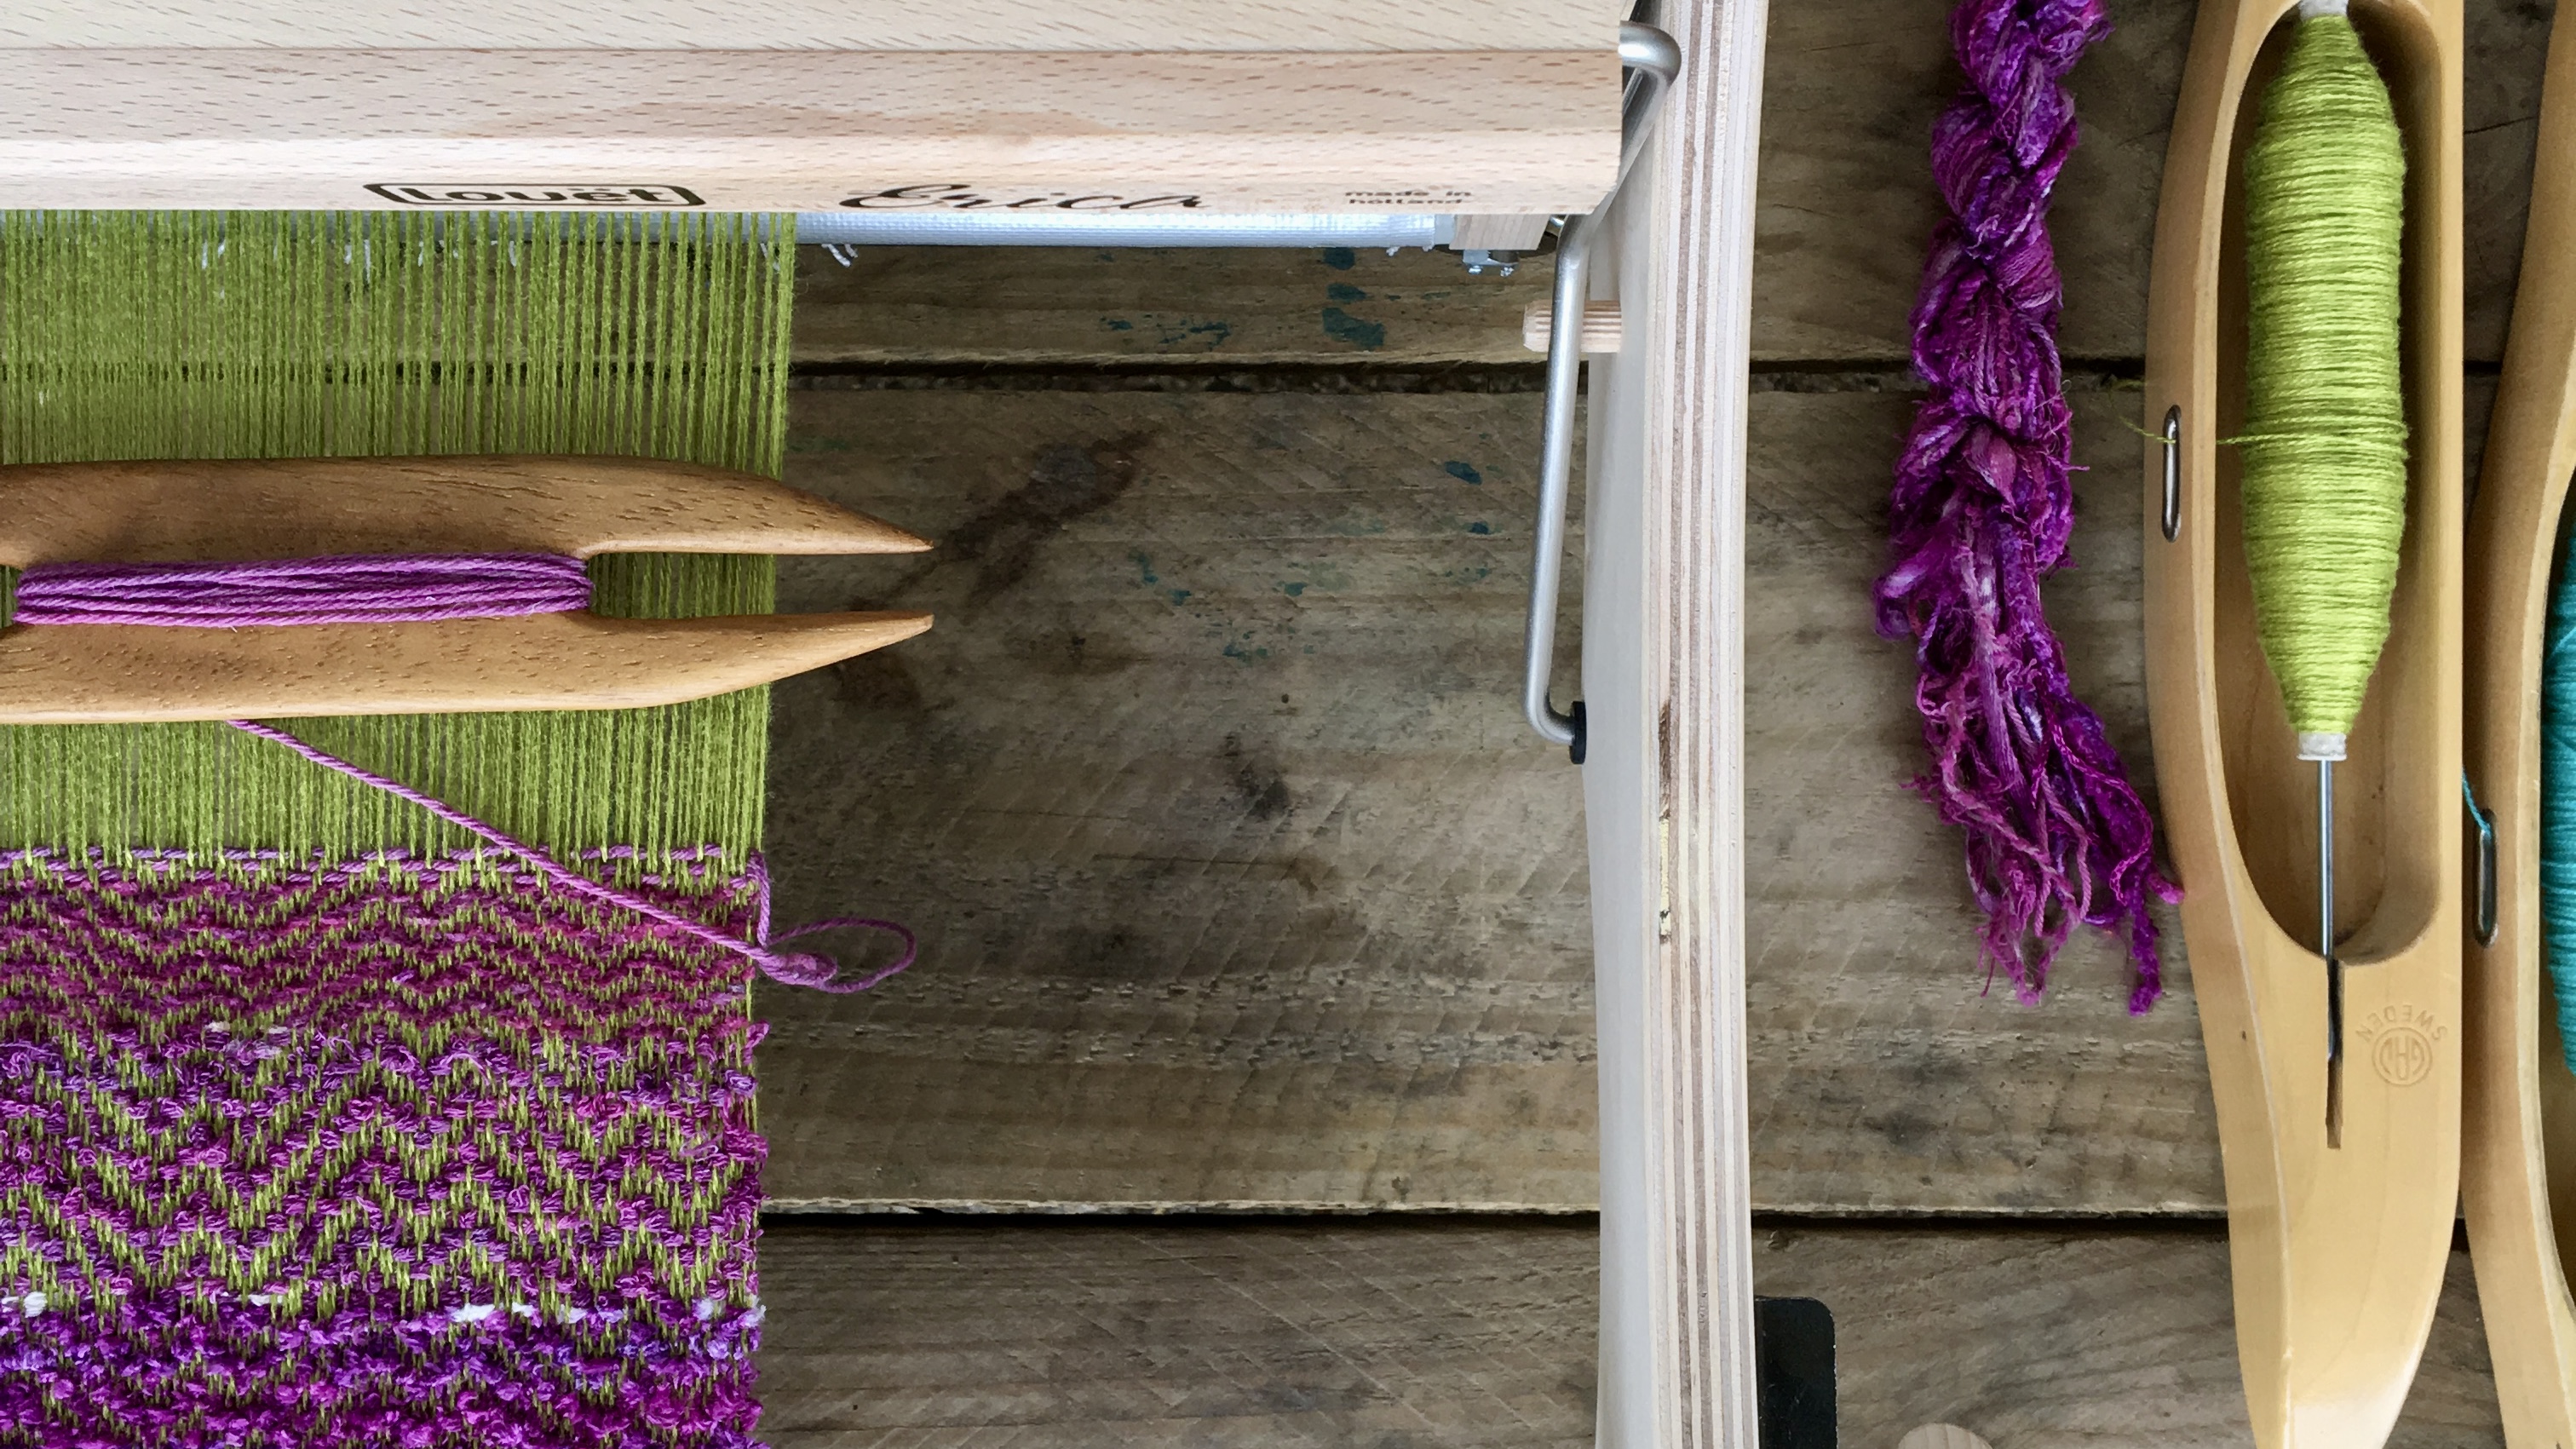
[[366, 184, 706, 208]]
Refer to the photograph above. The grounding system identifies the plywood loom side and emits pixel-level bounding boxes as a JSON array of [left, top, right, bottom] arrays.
[[1585, 1, 1768, 1445]]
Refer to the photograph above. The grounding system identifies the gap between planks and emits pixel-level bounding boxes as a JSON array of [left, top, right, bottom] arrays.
[[753, 1218, 2505, 1448]]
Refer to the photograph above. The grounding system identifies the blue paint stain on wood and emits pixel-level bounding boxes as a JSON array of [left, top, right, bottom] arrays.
[[1325, 283, 1367, 302], [1320, 307, 1385, 350], [1099, 316, 1231, 348], [1280, 582, 1307, 597], [1160, 319, 1232, 348], [1131, 553, 1194, 605], [1466, 521, 1491, 535], [1443, 461, 1483, 485], [1320, 248, 1357, 270]]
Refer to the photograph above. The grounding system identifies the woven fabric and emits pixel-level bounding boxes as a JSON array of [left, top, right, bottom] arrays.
[[0, 212, 801, 1445], [0, 850, 762, 1444]]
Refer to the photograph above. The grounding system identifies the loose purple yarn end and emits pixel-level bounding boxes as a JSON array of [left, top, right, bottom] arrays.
[[1875, 0, 2175, 1013], [221, 722, 915, 995]]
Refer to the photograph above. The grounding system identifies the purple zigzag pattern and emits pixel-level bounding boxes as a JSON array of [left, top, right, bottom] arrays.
[[0, 849, 766, 1447]]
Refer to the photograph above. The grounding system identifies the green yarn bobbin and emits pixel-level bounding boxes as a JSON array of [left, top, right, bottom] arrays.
[[2240, 7, 2410, 762]]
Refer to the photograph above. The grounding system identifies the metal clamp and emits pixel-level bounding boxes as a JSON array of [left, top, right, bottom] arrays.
[[2466, 773, 2498, 946], [1522, 21, 1682, 762], [2159, 405, 2182, 542]]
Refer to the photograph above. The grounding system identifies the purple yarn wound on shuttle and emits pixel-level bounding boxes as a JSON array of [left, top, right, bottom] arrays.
[[13, 552, 592, 627], [1874, 0, 2174, 1012]]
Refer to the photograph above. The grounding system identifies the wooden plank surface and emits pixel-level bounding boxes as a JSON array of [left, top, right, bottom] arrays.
[[758, 383, 2240, 1214], [754, 0, 2555, 1216], [785, 0, 2550, 369], [762, 386, 1596, 1210], [1741, 386, 2221, 1215], [739, 3, 2559, 1434], [795, 244, 1552, 368], [756, 1221, 2507, 1447]]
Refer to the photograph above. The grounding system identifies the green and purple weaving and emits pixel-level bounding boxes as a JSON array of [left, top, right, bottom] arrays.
[[0, 211, 797, 1446]]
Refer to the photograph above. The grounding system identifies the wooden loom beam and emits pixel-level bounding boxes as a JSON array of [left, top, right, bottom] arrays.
[[0, 2, 1632, 216]]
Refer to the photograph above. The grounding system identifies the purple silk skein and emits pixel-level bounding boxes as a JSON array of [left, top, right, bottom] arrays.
[[1875, 0, 2174, 1012]]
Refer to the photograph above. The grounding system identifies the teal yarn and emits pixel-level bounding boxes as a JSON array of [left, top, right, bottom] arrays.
[[2543, 541, 2576, 1072], [2238, 8, 2410, 760]]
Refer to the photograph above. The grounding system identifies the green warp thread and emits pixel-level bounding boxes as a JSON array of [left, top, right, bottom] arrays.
[[0, 212, 797, 859], [2240, 10, 2409, 761]]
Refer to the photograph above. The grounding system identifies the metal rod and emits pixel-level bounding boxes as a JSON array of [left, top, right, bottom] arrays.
[[1614, 25, 1684, 189], [1521, 22, 1679, 757], [2159, 405, 2182, 542], [796, 210, 1452, 249], [2467, 772, 2498, 946], [2320, 757, 2337, 976], [1523, 204, 1596, 755], [2323, 756, 2343, 1147]]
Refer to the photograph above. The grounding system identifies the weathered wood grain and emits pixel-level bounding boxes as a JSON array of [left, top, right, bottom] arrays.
[[1751, 0, 2551, 362], [755, 1221, 2507, 1447], [787, 0, 2550, 369], [794, 243, 1555, 367], [1755, 0, 2172, 366], [756, 384, 2241, 1214], [1755, 1226, 2504, 1449], [1741, 385, 2222, 1215], [758, 1220, 1603, 1447], [763, 387, 1596, 1210], [755, 0, 2551, 1211]]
